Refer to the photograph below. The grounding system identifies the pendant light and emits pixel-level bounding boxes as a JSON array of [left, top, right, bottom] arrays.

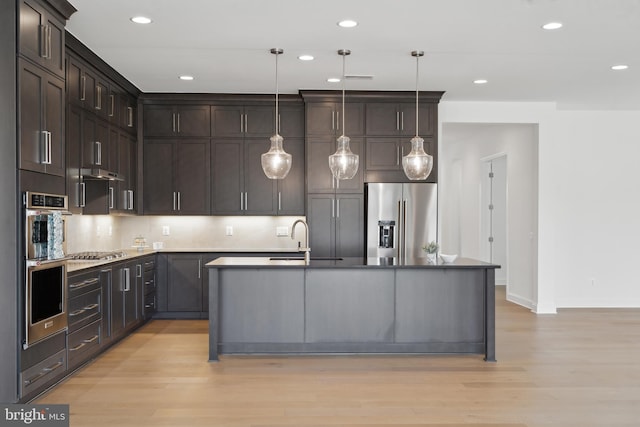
[[261, 48, 292, 179], [402, 50, 433, 181], [328, 49, 359, 180]]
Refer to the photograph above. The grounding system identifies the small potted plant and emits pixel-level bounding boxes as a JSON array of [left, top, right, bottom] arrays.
[[422, 241, 439, 263]]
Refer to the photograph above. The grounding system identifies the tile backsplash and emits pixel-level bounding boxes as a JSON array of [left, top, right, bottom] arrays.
[[66, 215, 306, 253]]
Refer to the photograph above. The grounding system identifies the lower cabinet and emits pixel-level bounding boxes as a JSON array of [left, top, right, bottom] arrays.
[[306, 193, 365, 258], [67, 268, 103, 371], [155, 253, 213, 318]]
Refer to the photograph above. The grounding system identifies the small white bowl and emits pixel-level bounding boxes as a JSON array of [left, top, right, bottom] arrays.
[[440, 253, 458, 263]]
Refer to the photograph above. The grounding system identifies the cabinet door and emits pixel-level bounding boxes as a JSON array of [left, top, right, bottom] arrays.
[[110, 266, 125, 337], [175, 140, 210, 214], [335, 194, 364, 258], [333, 138, 363, 193], [365, 103, 400, 136], [307, 194, 336, 258], [117, 131, 133, 211], [277, 138, 305, 215], [81, 113, 96, 168], [400, 103, 435, 137], [211, 139, 243, 214], [278, 104, 304, 138], [306, 137, 334, 193], [120, 95, 136, 132], [177, 106, 211, 136], [143, 140, 175, 214], [167, 255, 202, 312], [143, 105, 175, 137], [44, 73, 65, 176], [19, 0, 65, 78], [211, 106, 244, 137], [81, 67, 97, 115], [66, 55, 83, 107], [107, 85, 120, 124], [341, 103, 365, 136], [123, 264, 137, 329], [94, 76, 109, 119], [306, 103, 336, 137], [245, 140, 277, 214], [366, 137, 401, 171], [66, 105, 82, 213], [244, 105, 274, 137], [94, 118, 110, 170]]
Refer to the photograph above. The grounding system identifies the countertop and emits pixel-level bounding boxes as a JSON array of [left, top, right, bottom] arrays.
[[206, 256, 500, 269]]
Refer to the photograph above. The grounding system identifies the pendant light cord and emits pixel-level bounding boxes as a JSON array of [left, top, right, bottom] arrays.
[[415, 54, 419, 138], [342, 51, 346, 137], [275, 51, 279, 135]]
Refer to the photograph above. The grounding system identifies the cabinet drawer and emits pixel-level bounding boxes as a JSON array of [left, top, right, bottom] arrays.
[[68, 288, 101, 332], [67, 320, 100, 369], [144, 293, 157, 319], [144, 275, 156, 295], [20, 349, 66, 398], [143, 259, 155, 271], [68, 269, 101, 298]]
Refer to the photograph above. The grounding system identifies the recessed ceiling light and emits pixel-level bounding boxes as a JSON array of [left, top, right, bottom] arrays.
[[130, 16, 152, 24], [179, 75, 194, 81], [327, 78, 341, 83], [473, 79, 488, 84], [611, 64, 629, 71], [298, 55, 314, 61], [338, 20, 358, 28], [542, 22, 563, 30]]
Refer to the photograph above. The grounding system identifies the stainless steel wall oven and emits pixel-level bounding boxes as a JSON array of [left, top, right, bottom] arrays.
[[23, 192, 69, 349]]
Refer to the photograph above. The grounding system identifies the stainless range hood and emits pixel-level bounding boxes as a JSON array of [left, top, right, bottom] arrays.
[[81, 168, 124, 181]]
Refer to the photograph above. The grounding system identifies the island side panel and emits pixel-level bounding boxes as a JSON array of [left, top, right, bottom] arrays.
[[219, 269, 305, 344], [305, 269, 395, 344], [395, 269, 485, 353], [484, 268, 496, 362], [208, 268, 219, 361]]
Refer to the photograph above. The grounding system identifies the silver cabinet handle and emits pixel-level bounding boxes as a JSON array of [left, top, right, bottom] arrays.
[[95, 141, 102, 165], [80, 182, 86, 207], [69, 309, 85, 317], [127, 107, 134, 127], [47, 131, 52, 165], [47, 25, 51, 59], [331, 111, 335, 131], [278, 192, 281, 211], [332, 198, 335, 218], [136, 264, 142, 278], [83, 335, 99, 344], [240, 114, 244, 133], [81, 75, 86, 101], [177, 113, 181, 133], [396, 146, 400, 165], [172, 113, 176, 133], [244, 192, 248, 211], [83, 303, 99, 311], [70, 277, 98, 289], [109, 94, 115, 117], [240, 192, 244, 210], [41, 131, 52, 164], [336, 199, 340, 218], [123, 268, 131, 291], [244, 113, 248, 133], [401, 146, 404, 158], [400, 111, 404, 131], [109, 186, 114, 209], [173, 192, 177, 211], [39, 25, 46, 58], [198, 259, 201, 279], [95, 85, 102, 110], [336, 111, 340, 131], [24, 361, 63, 385], [128, 190, 134, 211], [177, 191, 181, 211], [396, 111, 400, 130], [278, 113, 281, 134], [69, 342, 86, 352]]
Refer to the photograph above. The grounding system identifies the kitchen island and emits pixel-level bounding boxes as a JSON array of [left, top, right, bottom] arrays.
[[206, 257, 499, 362]]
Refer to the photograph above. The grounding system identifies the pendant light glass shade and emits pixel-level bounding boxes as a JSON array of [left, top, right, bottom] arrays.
[[329, 49, 359, 180], [402, 50, 433, 181], [262, 48, 292, 179]]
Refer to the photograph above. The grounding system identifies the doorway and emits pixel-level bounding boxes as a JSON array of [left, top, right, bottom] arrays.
[[481, 154, 508, 287]]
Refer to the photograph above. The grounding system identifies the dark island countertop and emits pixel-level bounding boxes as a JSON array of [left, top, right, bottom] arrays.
[[206, 256, 500, 269]]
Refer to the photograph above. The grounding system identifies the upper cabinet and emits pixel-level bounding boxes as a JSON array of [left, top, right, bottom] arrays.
[[306, 102, 365, 137], [143, 105, 211, 137], [18, 0, 67, 78], [365, 103, 436, 137], [18, 58, 65, 177], [211, 105, 273, 138]]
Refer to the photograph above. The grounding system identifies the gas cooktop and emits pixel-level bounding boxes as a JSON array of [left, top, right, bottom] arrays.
[[68, 251, 128, 260]]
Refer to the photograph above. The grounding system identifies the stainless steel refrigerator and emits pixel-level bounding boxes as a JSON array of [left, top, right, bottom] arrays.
[[365, 183, 437, 259]]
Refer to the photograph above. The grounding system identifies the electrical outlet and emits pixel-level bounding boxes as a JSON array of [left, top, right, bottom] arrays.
[[276, 226, 289, 237], [162, 226, 170, 236], [226, 226, 233, 236]]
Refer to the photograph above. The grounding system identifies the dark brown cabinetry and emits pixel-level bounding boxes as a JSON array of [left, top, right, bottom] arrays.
[[142, 257, 157, 319], [143, 139, 210, 215], [306, 137, 364, 194], [19, 0, 66, 78], [212, 105, 274, 137], [143, 105, 211, 137], [365, 136, 437, 183], [18, 58, 65, 177], [305, 102, 365, 137], [307, 193, 364, 258], [365, 103, 435, 137], [67, 268, 102, 371]]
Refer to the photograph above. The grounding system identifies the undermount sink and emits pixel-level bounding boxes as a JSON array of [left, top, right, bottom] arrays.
[[269, 257, 343, 261]]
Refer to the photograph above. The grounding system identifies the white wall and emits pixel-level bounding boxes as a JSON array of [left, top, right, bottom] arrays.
[[440, 123, 538, 309], [440, 101, 640, 310]]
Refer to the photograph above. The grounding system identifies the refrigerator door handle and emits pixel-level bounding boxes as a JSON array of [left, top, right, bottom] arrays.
[[397, 200, 403, 259], [402, 199, 408, 259]]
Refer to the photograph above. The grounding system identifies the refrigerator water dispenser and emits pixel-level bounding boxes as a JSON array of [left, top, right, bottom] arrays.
[[378, 220, 395, 248]]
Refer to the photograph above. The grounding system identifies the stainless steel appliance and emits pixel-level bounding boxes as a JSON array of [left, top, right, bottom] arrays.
[[365, 183, 437, 259], [24, 192, 69, 348]]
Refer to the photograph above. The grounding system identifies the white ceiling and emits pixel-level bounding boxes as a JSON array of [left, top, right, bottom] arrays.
[[66, 0, 640, 110]]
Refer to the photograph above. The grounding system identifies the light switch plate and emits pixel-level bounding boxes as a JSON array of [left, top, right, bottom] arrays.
[[162, 226, 170, 236], [276, 226, 288, 237], [226, 226, 233, 236]]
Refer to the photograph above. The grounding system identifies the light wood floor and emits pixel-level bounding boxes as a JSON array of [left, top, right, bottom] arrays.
[[36, 287, 640, 427]]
